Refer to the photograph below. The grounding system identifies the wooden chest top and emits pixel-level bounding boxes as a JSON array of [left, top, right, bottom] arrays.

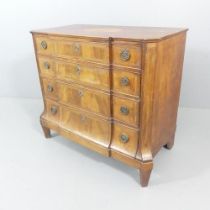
[[31, 24, 187, 41]]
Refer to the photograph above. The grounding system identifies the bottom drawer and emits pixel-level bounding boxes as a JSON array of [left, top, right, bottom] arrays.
[[111, 123, 139, 157], [60, 106, 111, 147], [43, 99, 138, 157], [44, 99, 60, 121]]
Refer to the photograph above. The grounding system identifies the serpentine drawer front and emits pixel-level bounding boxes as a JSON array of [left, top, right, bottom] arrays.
[[31, 24, 187, 187]]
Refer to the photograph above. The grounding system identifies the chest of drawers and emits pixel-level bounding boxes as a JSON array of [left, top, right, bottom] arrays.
[[31, 25, 187, 187]]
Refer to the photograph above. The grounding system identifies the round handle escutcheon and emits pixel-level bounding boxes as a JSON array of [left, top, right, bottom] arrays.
[[120, 106, 129, 115], [120, 49, 130, 61], [41, 41, 47, 49], [120, 77, 129, 86], [44, 62, 50, 69], [78, 90, 83, 97], [50, 106, 57, 115], [47, 85, 53, 92], [75, 64, 81, 75], [120, 134, 129, 143], [73, 43, 81, 54], [80, 115, 87, 122]]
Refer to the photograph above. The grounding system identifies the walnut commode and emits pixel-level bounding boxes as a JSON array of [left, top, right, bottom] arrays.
[[31, 25, 187, 187]]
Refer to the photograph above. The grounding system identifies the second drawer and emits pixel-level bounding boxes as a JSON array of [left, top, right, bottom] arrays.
[[56, 61, 110, 91], [112, 68, 140, 97]]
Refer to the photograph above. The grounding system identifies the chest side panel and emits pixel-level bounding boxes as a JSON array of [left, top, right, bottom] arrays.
[[137, 32, 187, 160], [151, 32, 187, 155], [136, 42, 158, 162]]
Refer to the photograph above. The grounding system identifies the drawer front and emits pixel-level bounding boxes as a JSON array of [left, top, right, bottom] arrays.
[[45, 99, 60, 122], [56, 61, 110, 90], [60, 106, 111, 146], [111, 123, 139, 157], [38, 56, 55, 78], [35, 36, 55, 55], [58, 83, 110, 117], [112, 43, 141, 68], [56, 39, 109, 64], [113, 96, 139, 126], [42, 78, 57, 100], [112, 69, 140, 96]]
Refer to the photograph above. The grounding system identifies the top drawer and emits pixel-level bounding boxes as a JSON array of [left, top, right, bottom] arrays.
[[35, 36, 55, 55], [34, 35, 109, 64], [112, 42, 141, 68], [56, 38, 109, 64], [34, 36, 141, 68]]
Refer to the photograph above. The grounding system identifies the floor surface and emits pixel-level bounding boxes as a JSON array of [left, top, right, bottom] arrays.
[[0, 98, 209, 210]]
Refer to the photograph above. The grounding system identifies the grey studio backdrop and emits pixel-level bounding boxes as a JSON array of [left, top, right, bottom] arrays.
[[0, 0, 209, 109]]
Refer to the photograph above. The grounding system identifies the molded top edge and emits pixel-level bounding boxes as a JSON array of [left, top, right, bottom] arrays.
[[31, 24, 188, 42]]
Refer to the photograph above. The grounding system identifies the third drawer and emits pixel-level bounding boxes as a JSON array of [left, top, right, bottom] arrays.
[[42, 79, 139, 126]]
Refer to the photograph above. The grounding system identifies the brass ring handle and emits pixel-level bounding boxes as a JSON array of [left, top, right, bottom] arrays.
[[47, 85, 53, 92], [50, 106, 57, 115], [120, 134, 129, 143], [120, 49, 130, 61], [120, 77, 129, 86], [41, 41, 47, 49], [73, 43, 81, 54], [44, 62, 50, 69], [120, 106, 129, 115]]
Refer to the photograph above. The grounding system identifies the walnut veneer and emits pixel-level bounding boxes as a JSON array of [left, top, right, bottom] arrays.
[[31, 25, 187, 187]]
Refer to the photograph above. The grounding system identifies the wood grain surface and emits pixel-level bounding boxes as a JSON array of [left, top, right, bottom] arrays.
[[32, 25, 187, 187]]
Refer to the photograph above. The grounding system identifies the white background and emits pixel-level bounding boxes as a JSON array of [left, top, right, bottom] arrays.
[[0, 0, 210, 108], [0, 1, 210, 209]]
